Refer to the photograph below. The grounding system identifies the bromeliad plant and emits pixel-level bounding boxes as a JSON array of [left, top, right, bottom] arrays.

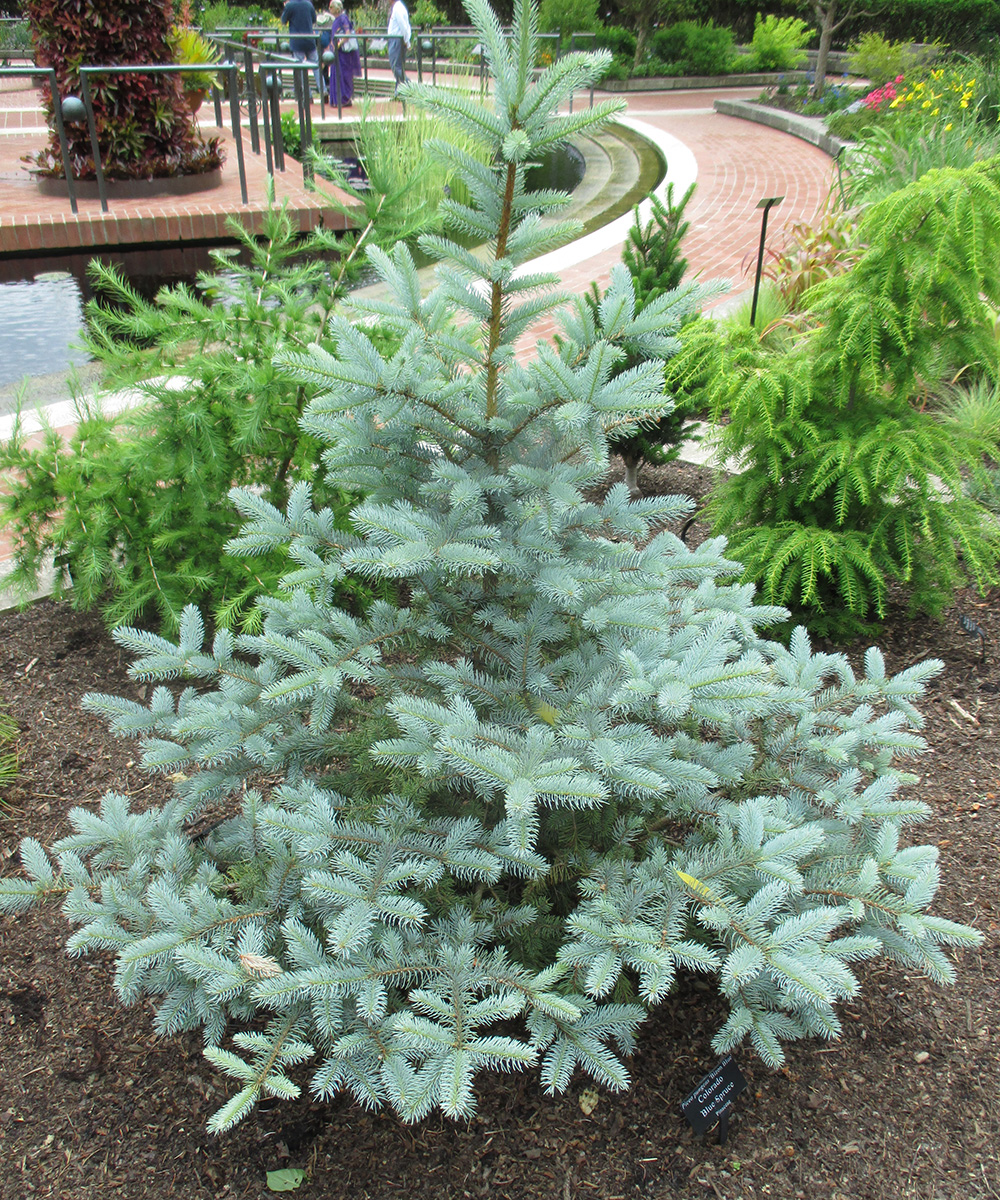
[[24, 0, 223, 180], [0, 0, 981, 1133]]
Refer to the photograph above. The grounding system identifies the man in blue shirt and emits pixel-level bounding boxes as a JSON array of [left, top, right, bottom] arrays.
[[387, 0, 411, 98], [281, 0, 321, 99]]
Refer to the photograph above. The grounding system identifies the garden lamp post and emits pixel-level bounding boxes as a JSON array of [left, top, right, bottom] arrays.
[[750, 195, 783, 328]]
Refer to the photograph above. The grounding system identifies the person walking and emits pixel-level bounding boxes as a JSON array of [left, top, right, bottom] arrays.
[[316, 6, 333, 100], [329, 0, 361, 106], [281, 0, 322, 100], [386, 0, 410, 98]]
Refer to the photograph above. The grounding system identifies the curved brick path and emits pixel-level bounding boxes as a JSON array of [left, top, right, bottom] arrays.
[[562, 88, 836, 301]]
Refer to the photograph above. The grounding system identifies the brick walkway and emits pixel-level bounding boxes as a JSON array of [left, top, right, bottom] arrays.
[[550, 88, 834, 303], [0, 84, 837, 587]]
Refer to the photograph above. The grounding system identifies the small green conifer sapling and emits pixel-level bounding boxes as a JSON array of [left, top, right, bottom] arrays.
[[0, 0, 981, 1132]]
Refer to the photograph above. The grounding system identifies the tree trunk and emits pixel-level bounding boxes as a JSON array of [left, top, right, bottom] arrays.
[[623, 456, 640, 496], [632, 17, 649, 72], [812, 0, 837, 98]]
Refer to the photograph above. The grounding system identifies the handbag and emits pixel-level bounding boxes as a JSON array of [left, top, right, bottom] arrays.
[[342, 36, 358, 52]]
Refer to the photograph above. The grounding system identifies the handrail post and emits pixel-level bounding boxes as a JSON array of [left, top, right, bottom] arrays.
[[244, 44, 260, 154], [47, 69, 78, 215], [272, 68, 285, 171], [78, 71, 108, 213], [298, 66, 314, 183], [226, 63, 249, 204], [259, 65, 274, 174]]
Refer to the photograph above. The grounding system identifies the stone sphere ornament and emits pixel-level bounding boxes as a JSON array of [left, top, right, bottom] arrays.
[[60, 96, 87, 124]]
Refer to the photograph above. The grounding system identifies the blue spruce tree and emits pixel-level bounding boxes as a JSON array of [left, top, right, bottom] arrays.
[[0, 0, 980, 1132]]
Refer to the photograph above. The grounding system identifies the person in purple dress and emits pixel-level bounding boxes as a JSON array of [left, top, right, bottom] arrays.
[[328, 0, 362, 107]]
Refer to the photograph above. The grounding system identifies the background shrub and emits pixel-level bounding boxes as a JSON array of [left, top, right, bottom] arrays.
[[670, 160, 1000, 636], [595, 23, 635, 60], [0, 17, 30, 54], [848, 31, 920, 85], [649, 20, 734, 77], [194, 2, 270, 32], [748, 14, 810, 72], [537, 0, 599, 43], [412, 0, 448, 27]]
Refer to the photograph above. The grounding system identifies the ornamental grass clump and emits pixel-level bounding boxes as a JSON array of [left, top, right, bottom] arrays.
[[0, 0, 981, 1134]]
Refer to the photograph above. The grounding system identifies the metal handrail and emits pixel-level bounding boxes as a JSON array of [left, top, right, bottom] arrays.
[[76, 63, 248, 213], [0, 65, 78, 212]]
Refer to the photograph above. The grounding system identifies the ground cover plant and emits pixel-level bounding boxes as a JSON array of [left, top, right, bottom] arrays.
[[0, 699, 16, 797], [0, 0, 983, 1142], [670, 158, 1000, 637], [0, 204, 371, 636]]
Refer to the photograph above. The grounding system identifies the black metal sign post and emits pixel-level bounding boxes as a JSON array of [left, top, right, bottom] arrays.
[[750, 195, 784, 328], [681, 1055, 748, 1146]]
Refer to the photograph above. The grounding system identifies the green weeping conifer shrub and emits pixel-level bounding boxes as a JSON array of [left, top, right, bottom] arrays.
[[670, 160, 1000, 638], [0, 0, 981, 1133]]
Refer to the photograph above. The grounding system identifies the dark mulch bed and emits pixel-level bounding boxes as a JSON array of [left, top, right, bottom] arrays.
[[1, 459, 998, 1200]]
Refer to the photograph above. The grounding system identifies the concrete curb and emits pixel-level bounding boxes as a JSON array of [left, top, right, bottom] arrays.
[[712, 98, 851, 160], [603, 71, 813, 93]]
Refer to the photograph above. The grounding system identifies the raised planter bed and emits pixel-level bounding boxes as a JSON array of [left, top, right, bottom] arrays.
[[37, 166, 224, 201], [600, 48, 857, 93]]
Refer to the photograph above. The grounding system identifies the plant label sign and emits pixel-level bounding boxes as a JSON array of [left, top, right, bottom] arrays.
[[681, 1055, 748, 1143]]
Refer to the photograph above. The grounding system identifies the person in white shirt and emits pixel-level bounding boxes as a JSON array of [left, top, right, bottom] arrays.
[[386, 0, 411, 97]]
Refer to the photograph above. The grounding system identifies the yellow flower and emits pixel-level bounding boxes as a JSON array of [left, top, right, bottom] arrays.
[[932, 108, 939, 116], [922, 100, 931, 108], [945, 122, 953, 130], [961, 99, 969, 108]]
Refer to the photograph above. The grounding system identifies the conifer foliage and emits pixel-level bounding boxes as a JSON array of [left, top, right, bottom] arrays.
[[597, 182, 705, 494], [672, 160, 1000, 636], [0, 205, 366, 636], [0, 0, 981, 1132]]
